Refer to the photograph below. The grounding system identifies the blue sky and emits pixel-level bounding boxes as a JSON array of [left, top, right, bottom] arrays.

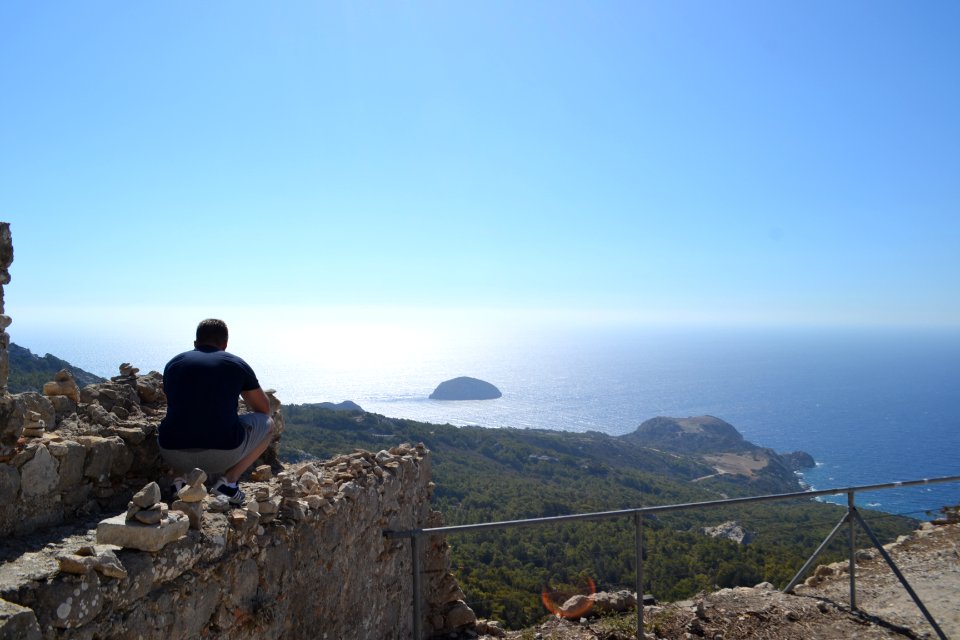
[[2, 1, 959, 342]]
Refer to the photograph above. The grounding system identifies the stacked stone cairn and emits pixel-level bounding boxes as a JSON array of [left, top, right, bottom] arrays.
[[127, 481, 168, 524], [171, 467, 208, 529], [20, 410, 45, 439], [42, 370, 81, 404], [113, 363, 139, 380], [96, 481, 189, 552], [106, 362, 166, 409]]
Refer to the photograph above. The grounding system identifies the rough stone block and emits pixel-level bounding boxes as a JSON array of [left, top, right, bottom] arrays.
[[57, 554, 97, 575], [185, 467, 207, 486], [172, 499, 204, 529], [42, 379, 80, 404], [77, 436, 114, 480], [37, 572, 103, 629], [133, 504, 166, 525], [20, 445, 58, 497], [96, 512, 189, 552], [443, 601, 477, 630], [47, 394, 76, 420], [177, 484, 206, 503], [0, 465, 19, 503], [51, 440, 85, 490], [0, 598, 41, 640], [132, 482, 161, 508], [92, 549, 128, 579]]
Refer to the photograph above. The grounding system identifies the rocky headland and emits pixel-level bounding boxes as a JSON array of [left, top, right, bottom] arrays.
[[623, 415, 815, 492]]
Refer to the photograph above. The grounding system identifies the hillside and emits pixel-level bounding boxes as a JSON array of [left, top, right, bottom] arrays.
[[281, 403, 917, 629], [7, 343, 106, 393]]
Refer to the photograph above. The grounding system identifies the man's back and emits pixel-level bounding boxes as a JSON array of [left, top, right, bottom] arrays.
[[159, 345, 260, 450]]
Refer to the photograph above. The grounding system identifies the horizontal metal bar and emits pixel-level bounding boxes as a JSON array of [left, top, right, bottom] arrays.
[[384, 474, 960, 539]]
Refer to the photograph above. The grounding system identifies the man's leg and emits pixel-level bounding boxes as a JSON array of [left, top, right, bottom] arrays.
[[223, 414, 274, 484]]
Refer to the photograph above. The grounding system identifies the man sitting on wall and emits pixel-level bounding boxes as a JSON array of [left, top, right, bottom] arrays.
[[158, 318, 274, 505]]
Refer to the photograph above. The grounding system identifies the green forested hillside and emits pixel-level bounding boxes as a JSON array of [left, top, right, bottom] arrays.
[[7, 343, 106, 393], [281, 403, 917, 628]]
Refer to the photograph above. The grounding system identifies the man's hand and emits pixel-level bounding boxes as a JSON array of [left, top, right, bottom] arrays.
[[241, 387, 271, 415]]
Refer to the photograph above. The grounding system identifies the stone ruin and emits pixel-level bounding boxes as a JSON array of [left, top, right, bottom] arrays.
[[0, 222, 478, 639]]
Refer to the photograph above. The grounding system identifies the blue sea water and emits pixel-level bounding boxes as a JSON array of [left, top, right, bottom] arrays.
[[14, 324, 960, 519]]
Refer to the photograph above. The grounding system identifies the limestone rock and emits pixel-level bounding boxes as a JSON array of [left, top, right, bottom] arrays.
[[20, 445, 58, 497], [42, 572, 103, 629], [132, 482, 162, 508], [475, 620, 506, 638], [0, 465, 20, 503], [57, 554, 97, 575], [703, 520, 753, 545], [178, 484, 207, 503], [0, 598, 42, 640], [251, 464, 272, 481], [56, 548, 127, 580], [172, 499, 204, 529], [135, 371, 165, 404], [590, 589, 636, 614], [443, 601, 477, 629], [185, 467, 207, 487], [42, 370, 80, 404], [96, 511, 190, 552], [133, 503, 167, 525], [91, 549, 127, 579]]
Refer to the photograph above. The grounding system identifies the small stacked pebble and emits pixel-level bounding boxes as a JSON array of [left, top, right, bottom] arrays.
[[171, 468, 208, 529], [21, 410, 46, 439], [111, 362, 140, 391], [126, 482, 168, 525], [119, 363, 139, 377], [279, 473, 309, 521], [253, 486, 281, 523]]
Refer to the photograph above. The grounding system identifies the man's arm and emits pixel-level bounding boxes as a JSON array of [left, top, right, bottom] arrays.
[[241, 387, 271, 415]]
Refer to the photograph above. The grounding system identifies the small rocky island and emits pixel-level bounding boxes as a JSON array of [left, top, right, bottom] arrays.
[[429, 376, 502, 401]]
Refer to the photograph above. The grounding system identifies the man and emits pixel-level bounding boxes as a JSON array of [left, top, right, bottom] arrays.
[[158, 319, 274, 505]]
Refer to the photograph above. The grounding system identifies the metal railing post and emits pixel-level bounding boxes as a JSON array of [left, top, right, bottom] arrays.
[[634, 511, 644, 639], [412, 534, 423, 640], [783, 511, 849, 594], [847, 491, 857, 611], [851, 509, 948, 640]]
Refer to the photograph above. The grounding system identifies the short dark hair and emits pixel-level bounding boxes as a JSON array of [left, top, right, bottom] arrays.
[[196, 318, 228, 346]]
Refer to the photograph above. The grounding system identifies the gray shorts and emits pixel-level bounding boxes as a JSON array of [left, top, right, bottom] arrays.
[[159, 413, 274, 475]]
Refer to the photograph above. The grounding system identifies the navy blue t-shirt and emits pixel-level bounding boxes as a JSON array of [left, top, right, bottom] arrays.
[[158, 345, 261, 450]]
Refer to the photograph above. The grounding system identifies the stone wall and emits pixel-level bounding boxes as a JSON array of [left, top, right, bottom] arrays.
[[1, 446, 463, 639], [0, 223, 475, 639]]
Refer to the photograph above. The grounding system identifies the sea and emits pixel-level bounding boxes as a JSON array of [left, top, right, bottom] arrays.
[[13, 320, 960, 520]]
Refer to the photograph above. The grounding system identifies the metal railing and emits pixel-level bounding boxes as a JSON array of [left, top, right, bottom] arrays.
[[385, 474, 960, 639]]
